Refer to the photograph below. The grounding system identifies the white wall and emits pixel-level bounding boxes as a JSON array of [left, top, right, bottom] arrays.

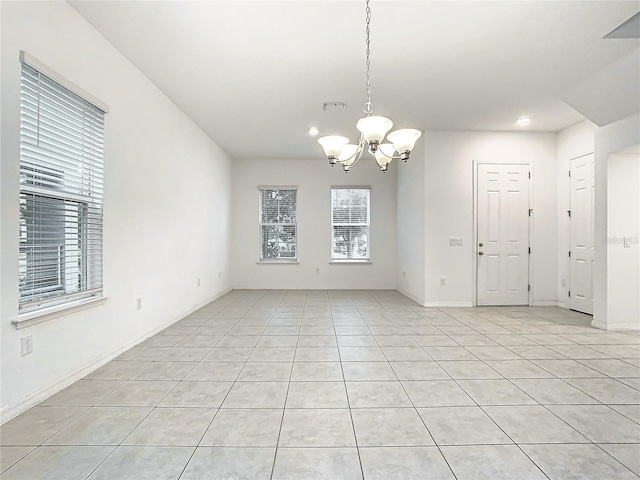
[[0, 1, 232, 421], [593, 113, 640, 330], [556, 121, 596, 307], [607, 150, 640, 329], [422, 131, 558, 307], [396, 142, 426, 305], [231, 158, 397, 289]]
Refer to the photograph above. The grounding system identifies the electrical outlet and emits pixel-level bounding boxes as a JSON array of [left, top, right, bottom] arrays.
[[402, 271, 406, 278], [218, 272, 221, 279], [562, 279, 566, 287], [316, 268, 320, 274], [449, 237, 463, 247], [21, 335, 33, 356], [440, 277, 446, 286], [136, 297, 142, 310], [197, 278, 201, 286]]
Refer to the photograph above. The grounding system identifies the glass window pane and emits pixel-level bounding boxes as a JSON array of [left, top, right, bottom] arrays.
[[260, 188, 297, 260], [332, 225, 369, 259], [331, 188, 370, 260]]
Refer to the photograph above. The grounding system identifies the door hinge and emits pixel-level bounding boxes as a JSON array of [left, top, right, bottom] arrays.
[[568, 290, 571, 297], [569, 170, 571, 178], [528, 247, 531, 254], [567, 210, 571, 217], [528, 284, 531, 292], [529, 209, 533, 217], [569, 251, 571, 258], [528, 171, 531, 179]]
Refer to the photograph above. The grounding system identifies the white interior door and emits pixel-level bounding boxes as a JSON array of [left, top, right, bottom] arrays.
[[569, 154, 594, 314], [477, 163, 530, 306]]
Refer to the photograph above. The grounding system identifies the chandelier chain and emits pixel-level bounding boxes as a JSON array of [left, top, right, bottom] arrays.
[[364, 0, 373, 114]]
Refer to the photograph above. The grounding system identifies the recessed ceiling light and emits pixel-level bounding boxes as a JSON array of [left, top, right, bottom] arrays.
[[517, 116, 531, 126], [308, 127, 319, 136]]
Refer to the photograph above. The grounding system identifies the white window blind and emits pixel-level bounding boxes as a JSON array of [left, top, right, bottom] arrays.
[[331, 188, 370, 260], [259, 188, 297, 261], [19, 63, 105, 312]]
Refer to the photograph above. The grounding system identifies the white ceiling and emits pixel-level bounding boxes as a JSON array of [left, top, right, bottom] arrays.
[[70, 1, 640, 160]]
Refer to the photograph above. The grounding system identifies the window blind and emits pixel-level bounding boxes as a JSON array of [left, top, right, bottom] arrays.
[[259, 188, 297, 261], [331, 188, 370, 260], [19, 63, 105, 311]]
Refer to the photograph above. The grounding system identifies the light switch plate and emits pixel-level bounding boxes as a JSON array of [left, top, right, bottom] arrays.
[[449, 237, 463, 247]]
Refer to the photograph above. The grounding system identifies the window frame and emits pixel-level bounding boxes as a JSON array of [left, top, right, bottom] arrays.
[[258, 186, 298, 263], [17, 53, 108, 318], [330, 186, 371, 262]]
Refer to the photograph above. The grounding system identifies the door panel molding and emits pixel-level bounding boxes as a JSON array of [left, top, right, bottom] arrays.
[[569, 154, 595, 315]]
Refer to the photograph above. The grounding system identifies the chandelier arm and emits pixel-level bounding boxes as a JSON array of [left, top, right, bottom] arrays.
[[337, 142, 364, 164], [377, 148, 401, 160], [351, 137, 367, 167]]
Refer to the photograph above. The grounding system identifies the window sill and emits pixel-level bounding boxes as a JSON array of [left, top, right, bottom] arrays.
[[329, 260, 372, 265], [13, 296, 108, 329], [256, 260, 299, 265]]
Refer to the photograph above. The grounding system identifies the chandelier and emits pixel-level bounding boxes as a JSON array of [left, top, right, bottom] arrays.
[[317, 0, 422, 173]]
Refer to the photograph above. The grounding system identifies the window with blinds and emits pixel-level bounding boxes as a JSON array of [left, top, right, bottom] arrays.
[[19, 63, 105, 312], [331, 188, 370, 260], [259, 188, 297, 261]]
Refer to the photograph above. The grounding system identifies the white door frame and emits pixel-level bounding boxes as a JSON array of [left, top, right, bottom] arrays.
[[472, 161, 533, 307]]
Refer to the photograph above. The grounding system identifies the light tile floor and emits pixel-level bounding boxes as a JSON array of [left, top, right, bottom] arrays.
[[1, 289, 639, 479]]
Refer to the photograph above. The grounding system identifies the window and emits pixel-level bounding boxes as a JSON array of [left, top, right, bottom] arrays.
[[259, 188, 297, 261], [331, 187, 370, 260], [19, 61, 106, 312]]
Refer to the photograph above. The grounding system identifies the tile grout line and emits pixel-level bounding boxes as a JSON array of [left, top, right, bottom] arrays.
[[338, 290, 366, 480], [269, 289, 305, 480]]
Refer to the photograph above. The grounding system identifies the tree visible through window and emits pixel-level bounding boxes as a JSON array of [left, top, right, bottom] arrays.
[[331, 188, 370, 260], [259, 188, 297, 261]]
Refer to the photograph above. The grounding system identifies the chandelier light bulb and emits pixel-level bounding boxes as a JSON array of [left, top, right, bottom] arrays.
[[356, 115, 394, 144], [387, 129, 422, 161], [318, 135, 349, 165], [375, 143, 395, 172]]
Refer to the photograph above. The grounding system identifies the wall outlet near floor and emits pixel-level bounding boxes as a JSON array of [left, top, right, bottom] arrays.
[[562, 278, 566, 287], [402, 271, 406, 278], [218, 272, 221, 279], [21, 335, 33, 356], [440, 277, 447, 286], [136, 297, 142, 310], [197, 278, 201, 287], [316, 268, 320, 274]]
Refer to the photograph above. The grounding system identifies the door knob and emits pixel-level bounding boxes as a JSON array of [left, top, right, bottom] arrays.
[[478, 251, 484, 256], [479, 243, 484, 247]]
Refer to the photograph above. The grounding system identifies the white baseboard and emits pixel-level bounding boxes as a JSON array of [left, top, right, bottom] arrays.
[[556, 301, 569, 309], [396, 288, 426, 307], [424, 301, 474, 308], [0, 287, 231, 425], [592, 320, 640, 332], [532, 301, 559, 307]]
